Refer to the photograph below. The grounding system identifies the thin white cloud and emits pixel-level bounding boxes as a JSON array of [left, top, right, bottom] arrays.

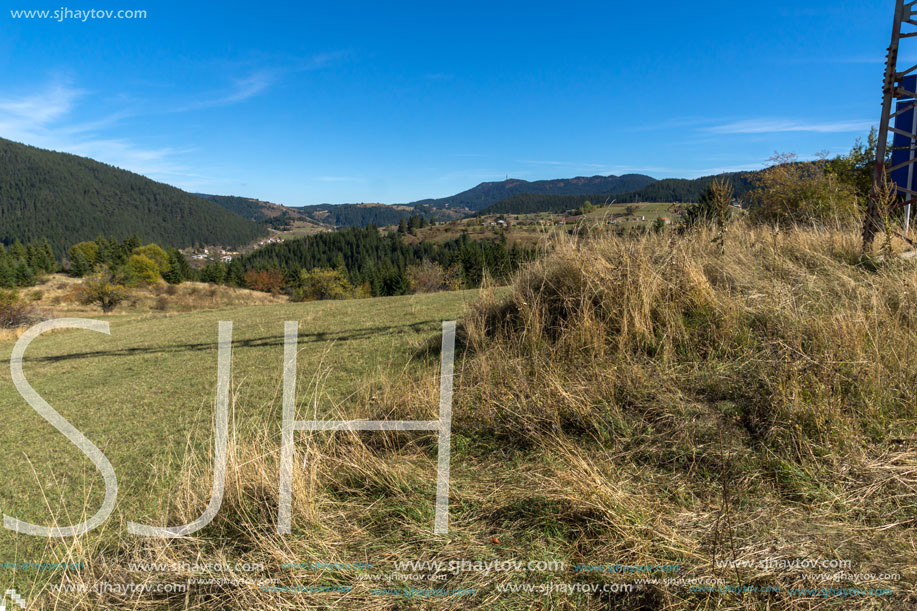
[[0, 81, 85, 125], [0, 79, 196, 185], [0, 50, 351, 189], [177, 69, 277, 111], [707, 118, 873, 134], [177, 51, 351, 111]]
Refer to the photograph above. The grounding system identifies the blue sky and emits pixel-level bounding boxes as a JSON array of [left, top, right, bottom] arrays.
[[0, 1, 897, 205]]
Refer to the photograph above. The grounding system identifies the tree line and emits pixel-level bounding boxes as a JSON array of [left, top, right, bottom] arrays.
[[57, 227, 535, 308], [0, 239, 57, 288], [235, 225, 536, 297]]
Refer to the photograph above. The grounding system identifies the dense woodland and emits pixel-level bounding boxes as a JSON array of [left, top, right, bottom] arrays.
[[0, 137, 267, 255], [614, 171, 758, 203], [197, 194, 302, 230], [57, 226, 534, 301], [0, 239, 57, 288], [236, 225, 536, 296], [480, 172, 758, 215], [411, 173, 657, 211], [296, 203, 437, 228]]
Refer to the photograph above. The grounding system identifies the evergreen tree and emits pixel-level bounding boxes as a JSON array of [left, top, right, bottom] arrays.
[[226, 258, 245, 286], [163, 248, 191, 284], [13, 261, 35, 286], [9, 240, 27, 260], [0, 262, 15, 288], [199, 262, 226, 284]]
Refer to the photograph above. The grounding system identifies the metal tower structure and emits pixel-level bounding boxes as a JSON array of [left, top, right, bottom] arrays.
[[865, 0, 917, 246]]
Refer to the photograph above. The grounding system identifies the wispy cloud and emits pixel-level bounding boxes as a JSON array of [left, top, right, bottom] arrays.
[[0, 81, 85, 126], [0, 79, 195, 184], [706, 118, 873, 134], [176, 69, 277, 111], [0, 50, 352, 189], [176, 50, 351, 111]]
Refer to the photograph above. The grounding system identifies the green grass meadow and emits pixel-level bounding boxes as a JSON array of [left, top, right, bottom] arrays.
[[0, 290, 480, 592]]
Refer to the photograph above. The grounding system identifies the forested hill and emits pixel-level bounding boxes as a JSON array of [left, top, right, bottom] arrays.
[[614, 171, 758, 203], [238, 225, 534, 294], [0, 138, 267, 255], [296, 203, 426, 228], [195, 194, 291, 222], [410, 173, 657, 212], [480, 171, 759, 215]]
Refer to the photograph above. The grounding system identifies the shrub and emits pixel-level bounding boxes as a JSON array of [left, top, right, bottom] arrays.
[[76, 267, 129, 313], [406, 259, 446, 293], [683, 176, 733, 230], [292, 268, 353, 301], [0, 289, 42, 328], [125, 254, 162, 286], [133, 244, 170, 274], [749, 153, 859, 225]]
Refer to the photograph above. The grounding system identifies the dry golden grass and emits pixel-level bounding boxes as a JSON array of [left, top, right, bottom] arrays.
[[17, 274, 287, 318], [26, 223, 917, 609]]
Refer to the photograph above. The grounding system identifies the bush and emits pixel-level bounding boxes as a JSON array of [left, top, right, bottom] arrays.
[[0, 289, 42, 328], [749, 153, 859, 225], [133, 244, 170, 274], [683, 176, 733, 230], [76, 267, 129, 313], [126, 254, 162, 286], [406, 259, 446, 293], [292, 268, 353, 301]]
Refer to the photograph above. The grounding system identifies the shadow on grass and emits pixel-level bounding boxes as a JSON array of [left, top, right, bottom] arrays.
[[25, 319, 444, 363]]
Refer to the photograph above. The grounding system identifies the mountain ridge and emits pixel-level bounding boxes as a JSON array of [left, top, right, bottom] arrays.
[[408, 173, 657, 211]]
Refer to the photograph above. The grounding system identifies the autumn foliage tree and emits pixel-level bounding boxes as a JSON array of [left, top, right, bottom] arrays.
[[244, 269, 285, 294]]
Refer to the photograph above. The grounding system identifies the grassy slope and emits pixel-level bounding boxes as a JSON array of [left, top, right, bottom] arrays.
[[2, 224, 916, 609], [0, 290, 481, 600]]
